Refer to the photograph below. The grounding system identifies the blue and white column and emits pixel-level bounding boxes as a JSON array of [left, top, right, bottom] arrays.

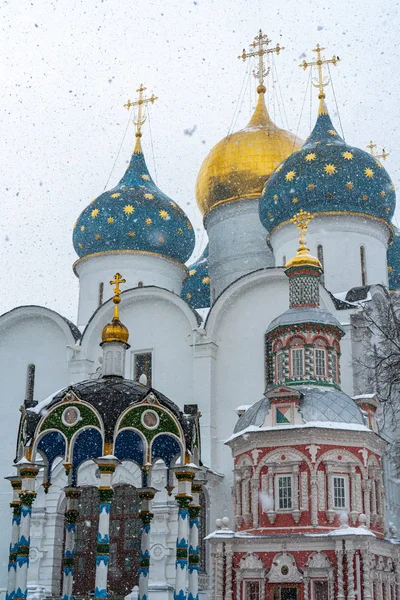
[[188, 480, 202, 600], [5, 475, 22, 600], [93, 457, 119, 600], [14, 461, 39, 600], [137, 485, 157, 600], [174, 465, 196, 600], [61, 487, 81, 600]]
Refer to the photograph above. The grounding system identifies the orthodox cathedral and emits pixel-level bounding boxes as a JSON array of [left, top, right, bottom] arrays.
[[1, 31, 400, 600]]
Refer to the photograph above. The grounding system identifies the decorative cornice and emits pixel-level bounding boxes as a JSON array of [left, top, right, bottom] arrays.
[[73, 249, 188, 276]]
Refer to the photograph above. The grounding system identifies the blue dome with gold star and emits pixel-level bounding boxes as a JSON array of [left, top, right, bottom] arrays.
[[387, 225, 400, 291], [73, 136, 195, 263], [259, 102, 396, 232], [181, 244, 210, 309]]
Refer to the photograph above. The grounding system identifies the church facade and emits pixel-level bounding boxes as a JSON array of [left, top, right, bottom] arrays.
[[1, 32, 400, 600]]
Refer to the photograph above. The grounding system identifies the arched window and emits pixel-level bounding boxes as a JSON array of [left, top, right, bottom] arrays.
[[360, 245, 367, 286], [317, 244, 325, 285], [314, 339, 327, 377], [98, 282, 104, 307], [282, 255, 286, 266], [289, 337, 305, 378]]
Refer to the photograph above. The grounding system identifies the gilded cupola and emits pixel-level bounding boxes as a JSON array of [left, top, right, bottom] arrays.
[[195, 31, 301, 216]]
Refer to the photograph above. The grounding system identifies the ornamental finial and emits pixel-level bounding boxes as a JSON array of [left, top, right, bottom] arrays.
[[367, 140, 389, 162], [124, 84, 158, 141], [109, 272, 126, 321], [300, 44, 340, 112], [285, 210, 321, 270], [238, 29, 284, 93]]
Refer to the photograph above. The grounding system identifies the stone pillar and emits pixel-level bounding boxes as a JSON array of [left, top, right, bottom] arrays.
[[363, 479, 371, 528], [292, 464, 301, 523], [251, 477, 259, 528], [303, 577, 310, 600], [371, 470, 377, 524], [137, 486, 156, 600], [310, 475, 318, 527], [395, 551, 400, 600], [346, 547, 356, 600], [349, 466, 358, 525], [215, 542, 224, 600], [267, 466, 276, 524], [326, 464, 334, 524], [5, 475, 22, 600], [14, 462, 39, 600], [242, 469, 251, 525], [61, 487, 81, 600], [224, 542, 233, 600], [174, 465, 196, 600], [336, 548, 345, 600], [188, 481, 202, 600], [235, 572, 242, 600], [361, 547, 373, 600], [92, 457, 119, 600]]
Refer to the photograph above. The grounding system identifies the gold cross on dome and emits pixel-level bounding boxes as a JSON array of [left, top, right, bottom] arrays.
[[367, 140, 389, 161], [291, 210, 314, 245], [300, 44, 340, 100], [238, 29, 284, 89], [110, 272, 126, 298], [124, 84, 158, 137]]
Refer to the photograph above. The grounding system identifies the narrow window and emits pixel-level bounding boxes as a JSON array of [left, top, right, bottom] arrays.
[[333, 476, 346, 509], [273, 588, 298, 600], [138, 281, 143, 287], [134, 352, 152, 386], [98, 282, 104, 307], [277, 475, 292, 510], [317, 244, 325, 285], [244, 581, 260, 600], [277, 352, 284, 382], [282, 255, 286, 266], [265, 336, 274, 384], [312, 580, 329, 600], [315, 348, 326, 376], [291, 348, 304, 377], [360, 245, 367, 286]]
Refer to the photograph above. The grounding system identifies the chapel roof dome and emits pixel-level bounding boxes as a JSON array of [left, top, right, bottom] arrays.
[[387, 225, 400, 291], [259, 102, 396, 233], [265, 306, 343, 335], [73, 137, 195, 264], [233, 387, 365, 434], [195, 87, 302, 216], [181, 244, 210, 309]]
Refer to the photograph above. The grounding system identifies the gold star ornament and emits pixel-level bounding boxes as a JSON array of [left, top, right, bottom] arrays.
[[365, 168, 374, 178], [285, 170, 296, 182], [305, 153, 316, 162], [123, 205, 135, 215], [324, 164, 337, 175]]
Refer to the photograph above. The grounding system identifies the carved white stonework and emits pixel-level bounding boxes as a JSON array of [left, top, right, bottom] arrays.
[[305, 551, 331, 569], [359, 447, 369, 467], [317, 470, 326, 511], [251, 449, 262, 465], [301, 471, 309, 511], [355, 472, 362, 513], [267, 552, 303, 583], [306, 444, 320, 464], [239, 552, 264, 570]]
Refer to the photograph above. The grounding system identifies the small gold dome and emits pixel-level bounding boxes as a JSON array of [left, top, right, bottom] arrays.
[[196, 88, 302, 215], [285, 242, 322, 270], [101, 318, 130, 344]]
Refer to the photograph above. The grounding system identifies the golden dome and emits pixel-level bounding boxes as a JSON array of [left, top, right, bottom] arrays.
[[285, 241, 322, 270], [101, 318, 130, 344], [101, 273, 130, 345], [196, 86, 302, 216]]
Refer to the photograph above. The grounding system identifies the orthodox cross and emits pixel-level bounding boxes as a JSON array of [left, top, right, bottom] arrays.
[[366, 140, 389, 161], [291, 209, 314, 245], [124, 84, 158, 136], [300, 44, 340, 100], [238, 29, 284, 89], [110, 272, 126, 318]]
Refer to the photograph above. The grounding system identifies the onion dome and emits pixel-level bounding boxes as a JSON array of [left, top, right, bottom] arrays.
[[73, 135, 195, 263], [181, 244, 210, 308], [387, 225, 400, 291], [195, 85, 301, 216], [260, 101, 396, 232]]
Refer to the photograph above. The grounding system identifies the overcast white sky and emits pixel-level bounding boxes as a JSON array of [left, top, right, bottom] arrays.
[[1, 0, 399, 322]]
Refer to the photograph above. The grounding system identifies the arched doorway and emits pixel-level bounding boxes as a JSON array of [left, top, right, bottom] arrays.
[[73, 485, 140, 596]]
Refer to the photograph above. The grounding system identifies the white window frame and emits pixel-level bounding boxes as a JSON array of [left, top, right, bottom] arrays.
[[311, 579, 329, 600], [243, 580, 261, 600], [332, 475, 349, 510], [314, 348, 326, 377], [131, 349, 154, 384], [291, 348, 304, 377], [275, 474, 293, 511]]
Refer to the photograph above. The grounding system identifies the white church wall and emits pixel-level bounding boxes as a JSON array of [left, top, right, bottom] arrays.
[[0, 306, 77, 590], [270, 214, 390, 294], [80, 287, 198, 409], [74, 252, 188, 328]]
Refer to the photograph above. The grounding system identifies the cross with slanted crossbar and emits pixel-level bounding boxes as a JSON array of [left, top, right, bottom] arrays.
[[238, 30, 284, 89], [367, 140, 389, 162], [124, 84, 158, 137], [300, 44, 340, 101]]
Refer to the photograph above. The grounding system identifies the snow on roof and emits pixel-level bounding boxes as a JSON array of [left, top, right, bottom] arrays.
[[226, 420, 371, 443], [236, 405, 251, 412], [28, 388, 66, 415], [306, 526, 375, 538], [352, 393, 377, 400]]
